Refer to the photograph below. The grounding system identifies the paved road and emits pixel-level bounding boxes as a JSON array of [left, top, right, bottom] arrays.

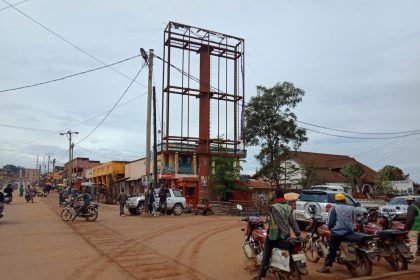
[[1, 193, 419, 280]]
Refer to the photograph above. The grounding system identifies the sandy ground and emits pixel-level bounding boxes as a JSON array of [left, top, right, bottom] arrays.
[[1, 193, 419, 280]]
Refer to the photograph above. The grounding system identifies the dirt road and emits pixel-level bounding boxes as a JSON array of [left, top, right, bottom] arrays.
[[1, 193, 419, 279]]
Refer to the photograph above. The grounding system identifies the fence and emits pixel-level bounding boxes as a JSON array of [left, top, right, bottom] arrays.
[[209, 199, 271, 216]]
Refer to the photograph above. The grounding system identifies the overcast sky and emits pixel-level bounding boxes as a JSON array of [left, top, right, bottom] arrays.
[[1, 0, 419, 182]]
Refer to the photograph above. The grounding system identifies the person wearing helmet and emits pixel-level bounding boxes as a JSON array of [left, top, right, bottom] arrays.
[[405, 195, 420, 262], [318, 193, 354, 273], [252, 189, 301, 280]]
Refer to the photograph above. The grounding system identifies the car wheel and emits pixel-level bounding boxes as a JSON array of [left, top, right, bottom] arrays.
[[129, 208, 139, 215], [137, 203, 144, 214], [172, 204, 183, 216]]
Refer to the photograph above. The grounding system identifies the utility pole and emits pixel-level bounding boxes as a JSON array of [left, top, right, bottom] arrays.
[[60, 130, 78, 187], [141, 48, 154, 186], [46, 153, 53, 174], [153, 86, 158, 187]]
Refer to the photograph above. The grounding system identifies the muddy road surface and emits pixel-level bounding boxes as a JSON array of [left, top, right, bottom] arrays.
[[1, 193, 419, 279]]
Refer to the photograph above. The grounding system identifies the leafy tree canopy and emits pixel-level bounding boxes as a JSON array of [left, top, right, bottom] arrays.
[[376, 165, 408, 182], [245, 82, 307, 188], [209, 156, 242, 201], [340, 162, 365, 193]]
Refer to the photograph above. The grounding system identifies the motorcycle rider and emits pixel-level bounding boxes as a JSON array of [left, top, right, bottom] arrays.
[[4, 183, 13, 202], [0, 190, 4, 218], [404, 195, 420, 262], [71, 187, 91, 221], [318, 193, 355, 273], [252, 190, 301, 280]]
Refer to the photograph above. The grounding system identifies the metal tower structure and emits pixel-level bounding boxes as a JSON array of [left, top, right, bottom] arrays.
[[161, 22, 246, 200]]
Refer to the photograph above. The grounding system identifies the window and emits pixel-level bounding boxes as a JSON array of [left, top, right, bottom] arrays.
[[299, 192, 328, 202], [172, 189, 183, 197], [388, 197, 408, 205], [344, 195, 355, 206]]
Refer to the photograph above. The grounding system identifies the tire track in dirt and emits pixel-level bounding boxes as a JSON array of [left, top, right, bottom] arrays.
[[45, 195, 214, 280], [173, 222, 236, 261]]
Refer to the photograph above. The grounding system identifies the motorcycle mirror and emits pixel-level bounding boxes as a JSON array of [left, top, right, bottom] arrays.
[[236, 204, 243, 211]]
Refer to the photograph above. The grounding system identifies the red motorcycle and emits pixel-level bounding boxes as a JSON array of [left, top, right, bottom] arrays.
[[355, 211, 411, 270], [303, 205, 375, 277], [240, 216, 308, 280]]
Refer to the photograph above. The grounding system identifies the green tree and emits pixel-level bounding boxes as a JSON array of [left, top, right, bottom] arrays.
[[340, 162, 365, 194], [209, 156, 242, 201], [375, 165, 409, 195], [245, 82, 308, 189]]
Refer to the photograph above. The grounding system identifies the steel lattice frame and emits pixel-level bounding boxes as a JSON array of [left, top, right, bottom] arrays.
[[160, 22, 246, 198]]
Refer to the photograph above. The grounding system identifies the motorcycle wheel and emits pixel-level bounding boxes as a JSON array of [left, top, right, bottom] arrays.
[[346, 253, 372, 277], [387, 248, 408, 271], [303, 235, 320, 263], [86, 208, 98, 222], [60, 208, 72, 222]]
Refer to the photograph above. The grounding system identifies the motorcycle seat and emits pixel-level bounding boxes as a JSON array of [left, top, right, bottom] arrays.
[[343, 232, 373, 243], [377, 229, 408, 239]]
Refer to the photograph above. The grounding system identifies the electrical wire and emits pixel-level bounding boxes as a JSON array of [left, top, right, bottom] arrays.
[[297, 120, 420, 135], [303, 127, 420, 140], [76, 63, 146, 144], [0, 0, 28, 11], [156, 53, 420, 138], [0, 123, 59, 132], [0, 55, 140, 94], [1, 0, 147, 88], [75, 144, 138, 160], [155, 54, 224, 94]]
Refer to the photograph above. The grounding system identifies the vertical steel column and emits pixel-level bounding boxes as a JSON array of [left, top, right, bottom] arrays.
[[198, 45, 211, 199]]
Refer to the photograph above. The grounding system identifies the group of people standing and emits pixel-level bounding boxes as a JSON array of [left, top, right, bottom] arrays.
[[145, 186, 167, 216], [117, 185, 168, 217]]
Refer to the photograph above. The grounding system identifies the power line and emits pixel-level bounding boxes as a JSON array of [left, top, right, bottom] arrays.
[[75, 144, 139, 160], [155, 54, 224, 94], [156, 53, 420, 138], [0, 0, 28, 11], [297, 120, 420, 135], [1, 0, 147, 88], [303, 127, 420, 140], [0, 55, 140, 94], [0, 123, 59, 132], [77, 63, 146, 144]]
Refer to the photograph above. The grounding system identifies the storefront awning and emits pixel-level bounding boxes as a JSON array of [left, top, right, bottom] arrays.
[[127, 176, 142, 182]]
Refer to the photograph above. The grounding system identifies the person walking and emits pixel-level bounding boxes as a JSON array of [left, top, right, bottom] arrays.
[[117, 188, 128, 217], [159, 186, 167, 215], [252, 190, 301, 280], [318, 193, 355, 273], [405, 195, 420, 263]]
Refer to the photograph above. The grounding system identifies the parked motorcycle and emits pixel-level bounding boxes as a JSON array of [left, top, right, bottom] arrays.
[[355, 212, 411, 270], [303, 203, 375, 277], [303, 212, 330, 263], [240, 215, 308, 280]]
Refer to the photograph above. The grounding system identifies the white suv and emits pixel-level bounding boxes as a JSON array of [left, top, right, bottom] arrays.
[[294, 190, 367, 226], [125, 188, 187, 216]]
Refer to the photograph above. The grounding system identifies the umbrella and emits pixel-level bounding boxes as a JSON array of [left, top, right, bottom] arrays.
[[284, 192, 299, 201]]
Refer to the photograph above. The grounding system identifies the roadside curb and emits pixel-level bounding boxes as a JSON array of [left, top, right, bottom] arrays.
[[350, 269, 420, 280]]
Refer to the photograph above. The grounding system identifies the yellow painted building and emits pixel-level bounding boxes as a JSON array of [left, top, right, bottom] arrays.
[[91, 161, 127, 191]]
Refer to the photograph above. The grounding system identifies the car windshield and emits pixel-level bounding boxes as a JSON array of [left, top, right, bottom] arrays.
[[172, 189, 183, 197], [388, 197, 408, 205], [299, 192, 327, 202]]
